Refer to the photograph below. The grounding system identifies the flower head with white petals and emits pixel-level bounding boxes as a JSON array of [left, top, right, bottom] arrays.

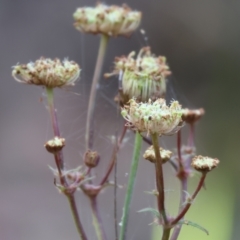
[[121, 98, 183, 136]]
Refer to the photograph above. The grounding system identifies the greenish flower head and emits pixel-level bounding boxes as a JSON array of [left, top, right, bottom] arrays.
[[73, 3, 141, 37], [121, 98, 183, 135], [12, 58, 80, 88], [106, 47, 171, 103]]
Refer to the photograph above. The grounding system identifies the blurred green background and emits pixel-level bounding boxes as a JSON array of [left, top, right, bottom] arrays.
[[0, 0, 239, 239]]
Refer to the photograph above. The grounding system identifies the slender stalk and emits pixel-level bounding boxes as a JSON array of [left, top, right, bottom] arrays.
[[67, 195, 88, 240], [119, 132, 143, 240], [171, 173, 207, 226], [187, 123, 195, 147], [162, 228, 171, 240], [90, 197, 107, 240], [151, 133, 168, 225], [85, 34, 109, 150], [46, 87, 87, 240], [170, 178, 188, 240]]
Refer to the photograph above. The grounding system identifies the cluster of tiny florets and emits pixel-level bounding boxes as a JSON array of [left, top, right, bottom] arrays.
[[12, 58, 80, 88], [143, 145, 172, 163], [121, 98, 183, 135], [73, 3, 141, 36], [191, 155, 219, 172], [106, 47, 171, 102]]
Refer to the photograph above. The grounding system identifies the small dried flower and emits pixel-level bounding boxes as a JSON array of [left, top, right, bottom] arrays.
[[121, 98, 183, 136], [44, 137, 65, 154], [181, 108, 205, 124], [191, 155, 219, 172], [12, 58, 80, 88], [73, 3, 141, 37], [105, 47, 171, 103], [143, 146, 172, 163], [84, 150, 100, 168]]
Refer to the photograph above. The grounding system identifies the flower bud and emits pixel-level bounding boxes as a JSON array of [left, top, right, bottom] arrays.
[[191, 155, 219, 172], [143, 146, 172, 163], [105, 47, 171, 103], [181, 108, 205, 124], [121, 98, 183, 136], [73, 4, 141, 37], [12, 58, 80, 88], [44, 137, 65, 154], [84, 150, 100, 168]]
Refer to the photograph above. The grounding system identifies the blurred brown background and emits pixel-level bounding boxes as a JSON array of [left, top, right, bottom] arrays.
[[1, 0, 239, 239]]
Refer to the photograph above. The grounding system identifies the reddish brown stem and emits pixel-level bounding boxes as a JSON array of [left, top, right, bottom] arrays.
[[171, 173, 207, 226], [151, 133, 168, 225]]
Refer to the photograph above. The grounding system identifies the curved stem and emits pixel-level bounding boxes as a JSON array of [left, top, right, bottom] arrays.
[[151, 133, 168, 225], [85, 34, 109, 150], [119, 132, 143, 240], [90, 197, 107, 240], [171, 173, 207, 226]]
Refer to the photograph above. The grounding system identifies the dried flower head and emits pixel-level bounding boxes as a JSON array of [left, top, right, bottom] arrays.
[[105, 47, 171, 103], [84, 150, 100, 168], [12, 58, 80, 88], [191, 155, 219, 172], [181, 108, 205, 124], [73, 3, 141, 36], [143, 145, 172, 163], [44, 137, 65, 154], [121, 98, 183, 135]]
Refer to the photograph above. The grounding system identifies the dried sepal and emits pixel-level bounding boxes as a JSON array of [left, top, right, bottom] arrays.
[[44, 137, 65, 154], [143, 145, 172, 163], [191, 155, 219, 172], [73, 3, 141, 37], [12, 58, 80, 88]]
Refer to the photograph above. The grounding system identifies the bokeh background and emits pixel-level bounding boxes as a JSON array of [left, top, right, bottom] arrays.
[[1, 0, 239, 239]]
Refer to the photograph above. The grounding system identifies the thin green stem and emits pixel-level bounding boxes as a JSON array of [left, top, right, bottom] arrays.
[[151, 133, 168, 225], [85, 34, 109, 150], [119, 132, 143, 240]]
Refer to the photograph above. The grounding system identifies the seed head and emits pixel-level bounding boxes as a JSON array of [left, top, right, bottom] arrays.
[[143, 145, 172, 163], [44, 137, 65, 154], [121, 98, 183, 135], [191, 155, 219, 172], [12, 58, 80, 88], [105, 47, 171, 103], [73, 3, 141, 37], [182, 108, 205, 124], [84, 150, 100, 168]]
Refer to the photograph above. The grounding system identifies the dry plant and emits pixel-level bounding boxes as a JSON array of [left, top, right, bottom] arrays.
[[11, 3, 219, 240]]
